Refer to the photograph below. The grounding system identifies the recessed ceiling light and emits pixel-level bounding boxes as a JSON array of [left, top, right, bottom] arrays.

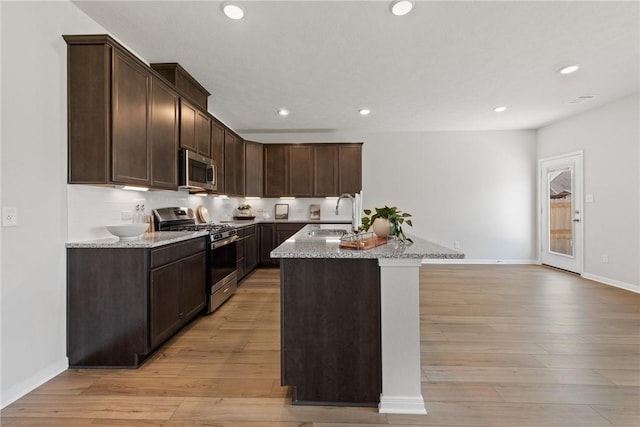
[[222, 2, 245, 20], [559, 64, 579, 75], [277, 108, 290, 117], [359, 108, 371, 116], [390, 0, 414, 16], [493, 105, 507, 113]]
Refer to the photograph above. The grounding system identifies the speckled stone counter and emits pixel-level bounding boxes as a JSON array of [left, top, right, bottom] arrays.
[[222, 218, 352, 227], [66, 220, 351, 248], [271, 224, 464, 260], [65, 230, 209, 249]]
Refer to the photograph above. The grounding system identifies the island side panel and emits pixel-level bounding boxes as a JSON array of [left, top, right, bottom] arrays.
[[280, 258, 381, 406]]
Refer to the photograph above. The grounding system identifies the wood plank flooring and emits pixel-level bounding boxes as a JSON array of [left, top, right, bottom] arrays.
[[2, 265, 638, 426]]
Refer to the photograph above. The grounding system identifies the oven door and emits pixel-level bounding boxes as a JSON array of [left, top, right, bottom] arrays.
[[208, 236, 238, 313]]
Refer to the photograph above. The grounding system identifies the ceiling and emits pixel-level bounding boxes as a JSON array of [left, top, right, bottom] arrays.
[[72, 1, 639, 137]]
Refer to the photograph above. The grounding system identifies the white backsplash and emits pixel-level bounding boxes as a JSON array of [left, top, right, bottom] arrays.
[[67, 185, 352, 242]]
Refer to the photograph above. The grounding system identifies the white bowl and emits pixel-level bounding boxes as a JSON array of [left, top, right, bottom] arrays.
[[105, 223, 148, 240]]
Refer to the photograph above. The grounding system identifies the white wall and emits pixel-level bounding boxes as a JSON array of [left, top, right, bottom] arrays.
[[251, 130, 538, 262], [0, 0, 108, 408], [538, 93, 640, 291]]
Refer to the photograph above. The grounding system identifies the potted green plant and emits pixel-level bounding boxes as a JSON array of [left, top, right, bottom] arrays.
[[361, 205, 413, 243]]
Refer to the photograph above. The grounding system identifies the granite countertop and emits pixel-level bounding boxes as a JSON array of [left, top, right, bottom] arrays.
[[66, 218, 352, 248], [271, 224, 465, 260], [222, 218, 351, 227], [66, 230, 209, 249]]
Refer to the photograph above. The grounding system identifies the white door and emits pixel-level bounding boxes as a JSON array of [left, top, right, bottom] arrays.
[[539, 152, 583, 273]]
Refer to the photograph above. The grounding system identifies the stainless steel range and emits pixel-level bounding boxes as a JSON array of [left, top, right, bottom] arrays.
[[153, 207, 238, 313]]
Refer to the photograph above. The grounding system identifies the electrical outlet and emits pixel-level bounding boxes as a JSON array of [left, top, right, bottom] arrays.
[[602, 254, 609, 264], [585, 194, 594, 203], [121, 210, 133, 221], [2, 207, 18, 227], [453, 241, 460, 249]]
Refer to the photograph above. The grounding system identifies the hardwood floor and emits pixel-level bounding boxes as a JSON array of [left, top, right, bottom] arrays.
[[2, 265, 638, 426]]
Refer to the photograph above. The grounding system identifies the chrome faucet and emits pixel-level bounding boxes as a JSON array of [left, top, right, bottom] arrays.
[[335, 193, 358, 232]]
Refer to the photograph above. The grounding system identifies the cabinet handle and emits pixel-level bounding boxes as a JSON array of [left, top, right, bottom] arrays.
[[223, 288, 230, 293]]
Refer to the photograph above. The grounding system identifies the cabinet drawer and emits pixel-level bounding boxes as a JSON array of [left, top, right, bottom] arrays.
[[210, 278, 237, 312], [151, 238, 206, 268]]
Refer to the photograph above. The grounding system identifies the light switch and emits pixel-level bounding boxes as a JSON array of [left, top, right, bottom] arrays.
[[2, 207, 18, 227], [585, 194, 594, 203]]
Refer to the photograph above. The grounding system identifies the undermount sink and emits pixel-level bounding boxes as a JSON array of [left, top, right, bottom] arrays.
[[307, 229, 348, 237]]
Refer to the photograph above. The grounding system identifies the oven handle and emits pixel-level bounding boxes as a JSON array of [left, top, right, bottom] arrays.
[[212, 234, 239, 249]]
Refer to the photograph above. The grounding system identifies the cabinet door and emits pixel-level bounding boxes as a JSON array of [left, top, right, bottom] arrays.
[[244, 229, 258, 272], [224, 132, 245, 196], [211, 120, 225, 191], [179, 100, 197, 152], [182, 252, 206, 321], [245, 141, 263, 197], [112, 50, 150, 185], [260, 223, 276, 264], [196, 111, 212, 158], [276, 223, 306, 246], [235, 139, 246, 196], [149, 77, 179, 189], [313, 145, 339, 196], [224, 130, 236, 195], [150, 262, 183, 349], [264, 145, 288, 197], [236, 233, 246, 279], [338, 145, 362, 195], [289, 145, 313, 196]]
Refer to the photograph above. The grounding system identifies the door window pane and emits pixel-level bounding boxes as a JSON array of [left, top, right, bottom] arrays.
[[548, 168, 573, 256]]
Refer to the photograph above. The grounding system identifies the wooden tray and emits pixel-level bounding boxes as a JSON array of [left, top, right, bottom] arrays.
[[340, 235, 388, 250]]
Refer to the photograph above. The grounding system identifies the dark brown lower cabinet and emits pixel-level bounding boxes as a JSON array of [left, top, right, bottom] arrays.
[[260, 223, 277, 265], [67, 238, 206, 368], [260, 223, 306, 267], [280, 258, 381, 406], [237, 225, 259, 282], [244, 229, 258, 272], [150, 251, 206, 349]]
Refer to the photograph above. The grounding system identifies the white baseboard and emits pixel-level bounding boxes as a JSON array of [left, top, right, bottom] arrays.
[[582, 273, 640, 294], [422, 258, 538, 265], [1, 358, 68, 409], [379, 394, 427, 414]]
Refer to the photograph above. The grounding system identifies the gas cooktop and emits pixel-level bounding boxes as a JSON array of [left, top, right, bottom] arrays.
[[153, 207, 236, 241]]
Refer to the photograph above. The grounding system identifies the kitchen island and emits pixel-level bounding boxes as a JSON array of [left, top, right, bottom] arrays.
[[271, 224, 463, 414]]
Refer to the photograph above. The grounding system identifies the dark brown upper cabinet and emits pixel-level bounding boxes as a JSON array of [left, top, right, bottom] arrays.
[[263, 143, 362, 197], [288, 145, 313, 197], [64, 34, 178, 190], [111, 49, 150, 186], [150, 62, 210, 111], [263, 144, 288, 197], [180, 99, 212, 158], [245, 141, 264, 198], [211, 120, 225, 192], [313, 145, 339, 196], [149, 77, 179, 189], [338, 144, 363, 195], [224, 130, 245, 196]]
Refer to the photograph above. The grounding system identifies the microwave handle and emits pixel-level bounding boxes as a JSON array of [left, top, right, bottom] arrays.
[[207, 163, 216, 186]]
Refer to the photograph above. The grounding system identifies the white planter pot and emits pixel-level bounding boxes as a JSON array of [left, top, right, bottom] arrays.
[[372, 218, 391, 238]]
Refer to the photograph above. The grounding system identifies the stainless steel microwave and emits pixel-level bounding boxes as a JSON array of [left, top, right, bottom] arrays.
[[179, 149, 216, 192]]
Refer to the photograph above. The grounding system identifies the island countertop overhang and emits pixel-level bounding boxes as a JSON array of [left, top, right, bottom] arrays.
[[271, 224, 464, 260]]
